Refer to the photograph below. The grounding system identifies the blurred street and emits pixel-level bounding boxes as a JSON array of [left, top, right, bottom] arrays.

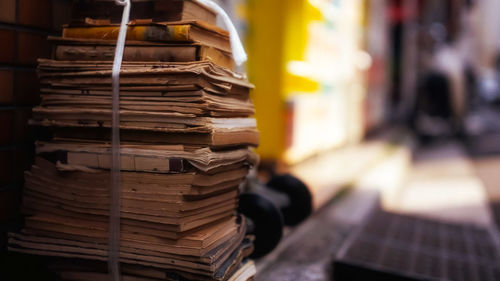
[[256, 132, 500, 280], [392, 140, 492, 226]]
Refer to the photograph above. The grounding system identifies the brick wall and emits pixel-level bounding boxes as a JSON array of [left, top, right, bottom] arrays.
[[0, 0, 72, 250]]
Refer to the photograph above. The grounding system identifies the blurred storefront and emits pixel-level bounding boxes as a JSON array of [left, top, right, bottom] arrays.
[[223, 0, 392, 165]]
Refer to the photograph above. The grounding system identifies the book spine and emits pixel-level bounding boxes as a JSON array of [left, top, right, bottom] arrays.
[[46, 151, 186, 173], [198, 46, 234, 70], [62, 26, 121, 40], [62, 25, 192, 42], [170, 25, 191, 41], [54, 45, 197, 62]]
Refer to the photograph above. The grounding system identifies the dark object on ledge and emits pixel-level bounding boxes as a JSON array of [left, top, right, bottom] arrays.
[[238, 174, 312, 258]]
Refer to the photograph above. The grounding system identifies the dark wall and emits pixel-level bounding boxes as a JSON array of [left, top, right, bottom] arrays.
[[0, 0, 72, 249]]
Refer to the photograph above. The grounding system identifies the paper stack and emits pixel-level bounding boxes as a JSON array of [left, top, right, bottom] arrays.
[[8, 0, 258, 280]]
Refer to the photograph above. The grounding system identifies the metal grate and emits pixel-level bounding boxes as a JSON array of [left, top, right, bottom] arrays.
[[333, 210, 500, 281]]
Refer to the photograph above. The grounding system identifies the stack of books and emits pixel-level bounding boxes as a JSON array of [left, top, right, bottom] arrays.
[[8, 0, 259, 280]]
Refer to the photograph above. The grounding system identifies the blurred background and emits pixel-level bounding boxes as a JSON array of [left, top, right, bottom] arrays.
[[221, 0, 500, 219], [208, 0, 500, 279], [221, 0, 500, 166], [1, 0, 500, 280], [225, 1, 500, 279]]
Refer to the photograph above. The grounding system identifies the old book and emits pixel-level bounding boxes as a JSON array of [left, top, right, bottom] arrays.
[[40, 87, 249, 100], [21, 215, 239, 256], [25, 169, 241, 212], [33, 59, 258, 147], [23, 186, 238, 223], [30, 111, 259, 148], [9, 236, 254, 281], [37, 59, 252, 97], [56, 264, 256, 281], [23, 214, 237, 249], [51, 127, 260, 147], [62, 21, 231, 53], [49, 37, 235, 70], [31, 156, 249, 192], [39, 92, 255, 117], [71, 0, 217, 25], [23, 202, 236, 240], [8, 221, 250, 278], [22, 202, 236, 241], [31, 107, 257, 131], [36, 141, 257, 173], [23, 157, 245, 229]]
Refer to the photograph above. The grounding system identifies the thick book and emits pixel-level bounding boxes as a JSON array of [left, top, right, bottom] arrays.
[[49, 37, 235, 70], [23, 215, 237, 249], [37, 59, 252, 97], [35, 141, 258, 173], [39, 92, 255, 117], [50, 127, 260, 148], [8, 221, 251, 279], [62, 21, 231, 53], [23, 158, 245, 231], [44, 259, 256, 281], [29, 156, 250, 197], [9, 235, 254, 281], [11, 154, 255, 279], [34, 60, 259, 147], [31, 107, 257, 132], [30, 108, 260, 147], [71, 0, 217, 25]]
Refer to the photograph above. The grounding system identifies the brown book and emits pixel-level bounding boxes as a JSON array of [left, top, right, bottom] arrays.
[[50, 127, 260, 148], [31, 156, 249, 192], [49, 37, 235, 70], [62, 21, 232, 53], [34, 60, 258, 147], [22, 214, 238, 252], [30, 107, 259, 147], [31, 106, 257, 130], [8, 232, 252, 280], [35, 141, 257, 173], [71, 0, 217, 25], [37, 59, 252, 97], [8, 219, 248, 275], [39, 92, 255, 117], [24, 158, 247, 223]]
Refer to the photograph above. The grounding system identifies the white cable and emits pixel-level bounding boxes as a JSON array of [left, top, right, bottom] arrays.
[[110, 1, 130, 281], [195, 0, 247, 65]]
